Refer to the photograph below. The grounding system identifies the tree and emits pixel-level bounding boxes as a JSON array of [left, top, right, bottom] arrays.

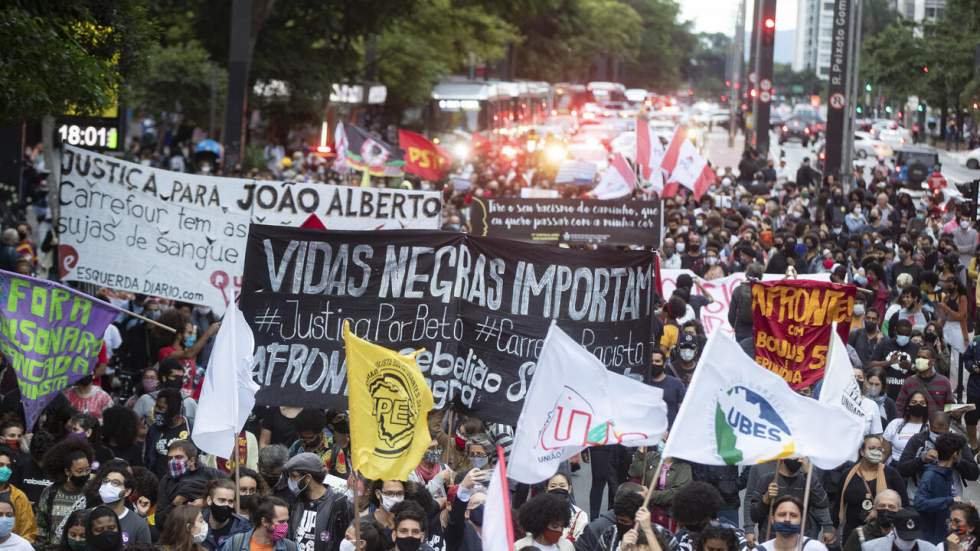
[[685, 33, 732, 100], [773, 64, 821, 99], [859, 21, 922, 104], [861, 0, 897, 39], [375, 0, 518, 117], [0, 1, 152, 123], [622, 0, 695, 92], [918, 0, 980, 139]]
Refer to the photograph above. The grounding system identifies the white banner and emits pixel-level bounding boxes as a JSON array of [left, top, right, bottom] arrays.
[[57, 146, 442, 313], [660, 269, 831, 337]]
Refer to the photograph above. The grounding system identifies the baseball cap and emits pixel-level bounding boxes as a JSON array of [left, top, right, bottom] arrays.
[[284, 452, 324, 475], [678, 334, 698, 350], [892, 508, 922, 540]]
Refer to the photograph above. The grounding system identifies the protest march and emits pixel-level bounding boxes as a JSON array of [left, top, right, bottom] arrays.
[[2, 105, 980, 551]]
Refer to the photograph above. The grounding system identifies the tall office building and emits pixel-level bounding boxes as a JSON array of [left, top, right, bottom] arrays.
[[793, 0, 945, 80]]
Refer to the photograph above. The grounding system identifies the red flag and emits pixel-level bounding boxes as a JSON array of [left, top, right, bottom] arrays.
[[399, 129, 451, 181], [659, 127, 687, 198]]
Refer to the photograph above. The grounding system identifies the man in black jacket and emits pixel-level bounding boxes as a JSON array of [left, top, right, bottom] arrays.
[[895, 412, 979, 494], [156, 440, 222, 531], [285, 453, 351, 551]]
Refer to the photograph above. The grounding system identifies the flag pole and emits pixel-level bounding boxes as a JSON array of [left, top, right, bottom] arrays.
[[233, 431, 241, 514], [797, 461, 815, 551], [641, 455, 667, 508], [765, 459, 783, 541], [352, 471, 363, 546], [495, 445, 515, 551]]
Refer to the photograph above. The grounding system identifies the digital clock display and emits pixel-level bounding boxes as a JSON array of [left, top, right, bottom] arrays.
[[55, 116, 123, 152]]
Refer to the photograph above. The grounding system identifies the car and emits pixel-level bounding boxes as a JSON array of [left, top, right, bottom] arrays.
[[877, 127, 911, 149], [894, 146, 940, 187], [854, 132, 893, 159], [965, 147, 980, 170], [778, 117, 815, 146]]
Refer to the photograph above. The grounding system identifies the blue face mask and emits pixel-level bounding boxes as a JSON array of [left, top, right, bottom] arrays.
[[0, 516, 13, 537], [0, 466, 11, 484], [184, 334, 197, 348], [772, 521, 800, 535], [896, 335, 910, 347]]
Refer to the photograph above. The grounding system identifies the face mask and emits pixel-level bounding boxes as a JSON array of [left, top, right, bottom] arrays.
[[423, 449, 443, 464], [0, 466, 11, 484], [340, 539, 357, 551], [876, 510, 893, 528], [894, 537, 917, 551], [470, 456, 488, 469], [271, 522, 289, 542], [184, 334, 197, 348], [0, 517, 12, 538], [168, 458, 188, 478], [853, 304, 866, 316], [908, 404, 928, 418], [929, 431, 942, 442], [772, 521, 801, 535], [288, 476, 308, 496], [453, 435, 467, 450], [192, 522, 209, 543], [77, 375, 93, 387], [679, 349, 696, 362], [783, 459, 802, 473], [89, 531, 122, 551], [865, 386, 881, 398], [915, 358, 931, 373], [382, 494, 403, 512], [469, 504, 485, 526], [854, 275, 868, 286], [541, 527, 564, 545], [961, 221, 970, 230], [676, 242, 686, 253], [69, 474, 89, 488], [162, 378, 183, 390], [2, 439, 17, 451], [865, 320, 878, 333], [210, 504, 233, 523], [142, 378, 158, 393], [240, 495, 256, 511], [650, 364, 665, 378], [396, 537, 423, 551], [896, 335, 910, 347], [99, 483, 123, 504], [864, 449, 884, 464], [705, 257, 718, 266]]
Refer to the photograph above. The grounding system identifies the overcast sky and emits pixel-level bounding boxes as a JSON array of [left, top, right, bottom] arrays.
[[679, 0, 798, 34]]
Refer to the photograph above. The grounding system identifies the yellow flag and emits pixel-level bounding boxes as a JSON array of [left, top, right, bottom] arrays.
[[343, 321, 433, 481]]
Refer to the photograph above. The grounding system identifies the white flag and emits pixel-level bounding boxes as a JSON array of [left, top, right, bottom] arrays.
[[662, 331, 864, 470], [819, 326, 875, 447], [192, 301, 258, 459], [483, 450, 515, 551], [508, 323, 668, 484], [592, 153, 636, 200]]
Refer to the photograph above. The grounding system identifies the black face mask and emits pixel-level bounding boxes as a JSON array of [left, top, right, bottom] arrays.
[[783, 459, 802, 473], [908, 404, 928, 418], [650, 364, 665, 378], [240, 495, 257, 511], [210, 504, 234, 523], [69, 474, 89, 489], [76, 375, 93, 387], [161, 378, 182, 390], [263, 473, 282, 488], [395, 537, 423, 551], [332, 420, 350, 435], [469, 504, 485, 527], [876, 510, 893, 529], [90, 531, 122, 551]]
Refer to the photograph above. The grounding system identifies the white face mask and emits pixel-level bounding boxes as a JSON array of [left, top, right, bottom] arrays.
[[676, 242, 686, 253], [192, 522, 209, 543], [853, 304, 866, 317], [961, 221, 970, 230], [381, 495, 403, 512], [99, 483, 123, 504], [679, 349, 696, 362], [340, 539, 358, 551]]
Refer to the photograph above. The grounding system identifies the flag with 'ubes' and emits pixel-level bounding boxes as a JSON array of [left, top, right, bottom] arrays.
[[344, 321, 433, 480], [663, 330, 863, 470]]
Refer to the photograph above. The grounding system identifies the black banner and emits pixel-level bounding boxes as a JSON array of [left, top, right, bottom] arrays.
[[824, 0, 853, 178], [469, 197, 662, 248], [239, 225, 656, 425]]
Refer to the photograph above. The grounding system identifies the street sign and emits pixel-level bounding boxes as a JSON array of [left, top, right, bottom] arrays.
[[749, 72, 757, 84], [760, 79, 772, 91], [830, 93, 846, 110], [760, 91, 772, 103]]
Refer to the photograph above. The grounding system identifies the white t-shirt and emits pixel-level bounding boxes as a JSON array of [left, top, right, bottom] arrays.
[[0, 533, 34, 551], [761, 537, 828, 551], [103, 324, 122, 359], [883, 418, 925, 462]]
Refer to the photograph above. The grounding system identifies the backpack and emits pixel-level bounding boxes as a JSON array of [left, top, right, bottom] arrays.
[[734, 282, 754, 326]]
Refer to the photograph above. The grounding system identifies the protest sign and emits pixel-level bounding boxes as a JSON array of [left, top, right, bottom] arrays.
[[238, 225, 656, 425], [58, 146, 442, 313], [0, 270, 117, 428], [659, 269, 832, 338], [751, 279, 855, 389], [469, 197, 662, 248]]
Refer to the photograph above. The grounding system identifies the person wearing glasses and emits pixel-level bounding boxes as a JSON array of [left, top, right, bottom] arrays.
[[96, 463, 152, 544]]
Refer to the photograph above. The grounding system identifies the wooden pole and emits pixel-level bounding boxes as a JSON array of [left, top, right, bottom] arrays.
[[641, 455, 667, 508], [352, 471, 363, 546], [796, 461, 815, 551], [122, 307, 178, 333], [765, 459, 783, 542]]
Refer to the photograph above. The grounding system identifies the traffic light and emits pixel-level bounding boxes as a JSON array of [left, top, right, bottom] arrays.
[[922, 66, 929, 73], [885, 105, 893, 113], [764, 17, 775, 29], [918, 104, 925, 112], [856, 106, 863, 113], [864, 83, 872, 92]]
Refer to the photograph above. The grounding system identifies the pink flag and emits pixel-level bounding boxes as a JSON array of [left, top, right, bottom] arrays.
[[592, 153, 636, 199]]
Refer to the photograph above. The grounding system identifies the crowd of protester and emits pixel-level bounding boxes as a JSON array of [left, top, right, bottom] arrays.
[[2, 126, 980, 551]]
